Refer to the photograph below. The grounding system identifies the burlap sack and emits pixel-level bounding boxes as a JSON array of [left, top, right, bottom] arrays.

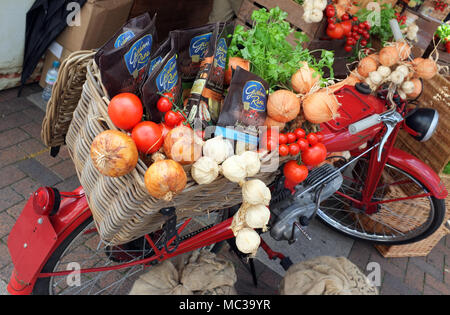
[[129, 250, 237, 295], [280, 256, 378, 295]]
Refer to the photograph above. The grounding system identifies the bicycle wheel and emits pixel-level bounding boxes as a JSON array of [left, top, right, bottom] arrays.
[[317, 158, 446, 245], [32, 210, 227, 295]]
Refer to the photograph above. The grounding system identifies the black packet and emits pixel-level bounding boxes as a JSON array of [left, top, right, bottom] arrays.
[[184, 22, 235, 128], [141, 36, 182, 123], [95, 13, 158, 98], [170, 23, 219, 84], [215, 66, 269, 151]]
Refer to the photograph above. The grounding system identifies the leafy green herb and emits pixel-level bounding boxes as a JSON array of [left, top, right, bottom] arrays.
[[436, 23, 450, 42], [228, 7, 334, 91], [293, 0, 305, 5], [356, 3, 406, 44], [445, 161, 450, 175]]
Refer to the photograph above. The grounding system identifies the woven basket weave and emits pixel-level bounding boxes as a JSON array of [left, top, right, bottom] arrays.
[[66, 60, 283, 245], [41, 50, 96, 148]]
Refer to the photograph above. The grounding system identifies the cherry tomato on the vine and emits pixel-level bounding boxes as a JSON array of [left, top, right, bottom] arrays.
[[289, 143, 300, 156], [286, 132, 297, 144], [306, 133, 319, 145], [294, 128, 306, 140], [297, 138, 309, 152], [156, 92, 174, 113], [279, 133, 288, 145], [302, 143, 327, 166], [279, 144, 290, 157], [164, 110, 182, 127]]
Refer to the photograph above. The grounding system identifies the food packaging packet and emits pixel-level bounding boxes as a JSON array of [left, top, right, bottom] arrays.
[[170, 24, 219, 85], [141, 36, 182, 123], [184, 22, 235, 128], [215, 66, 269, 153], [95, 13, 158, 98]]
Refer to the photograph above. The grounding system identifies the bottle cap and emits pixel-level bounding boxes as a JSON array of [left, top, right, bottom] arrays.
[[53, 61, 61, 68]]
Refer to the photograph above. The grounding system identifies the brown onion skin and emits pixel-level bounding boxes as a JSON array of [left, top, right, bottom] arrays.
[[90, 130, 138, 177], [145, 159, 187, 200], [163, 125, 203, 165], [224, 57, 250, 85], [267, 90, 301, 123], [264, 116, 286, 130], [303, 91, 340, 124]]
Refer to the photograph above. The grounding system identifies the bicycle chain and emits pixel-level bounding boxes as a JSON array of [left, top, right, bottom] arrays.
[[177, 224, 215, 243]]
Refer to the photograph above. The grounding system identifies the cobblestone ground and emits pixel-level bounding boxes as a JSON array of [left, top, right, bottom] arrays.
[[0, 85, 449, 295]]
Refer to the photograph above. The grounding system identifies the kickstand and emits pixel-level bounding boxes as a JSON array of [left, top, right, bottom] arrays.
[[226, 239, 258, 288]]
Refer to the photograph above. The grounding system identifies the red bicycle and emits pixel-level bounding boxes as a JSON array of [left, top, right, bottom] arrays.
[[7, 83, 448, 295]]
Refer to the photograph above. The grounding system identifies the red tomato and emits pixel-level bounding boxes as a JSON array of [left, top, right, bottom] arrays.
[[164, 110, 182, 127], [132, 121, 163, 154], [342, 13, 349, 21], [361, 40, 368, 47], [344, 45, 353, 52], [159, 122, 172, 140], [283, 160, 309, 185], [302, 143, 327, 166], [286, 132, 297, 144], [279, 144, 290, 157], [289, 143, 300, 156], [297, 138, 309, 152], [108, 93, 143, 130], [306, 133, 319, 145], [341, 20, 352, 36], [328, 23, 336, 30], [327, 23, 344, 39], [294, 128, 306, 139], [156, 94, 173, 113], [260, 129, 279, 151], [279, 133, 288, 145]]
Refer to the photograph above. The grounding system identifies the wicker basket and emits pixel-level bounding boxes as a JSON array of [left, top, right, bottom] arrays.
[[66, 60, 283, 245], [41, 50, 96, 148]]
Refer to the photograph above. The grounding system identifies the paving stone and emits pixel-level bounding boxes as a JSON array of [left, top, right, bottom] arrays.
[[410, 256, 444, 282], [20, 121, 43, 140], [370, 251, 406, 279], [381, 272, 421, 295], [6, 200, 27, 220], [17, 138, 46, 156], [0, 242, 10, 269], [426, 248, 445, 274], [22, 107, 45, 123], [0, 96, 31, 117], [0, 128, 30, 150], [16, 158, 61, 187], [0, 165, 26, 189], [0, 212, 16, 239], [348, 240, 374, 271], [54, 175, 81, 192], [0, 111, 33, 133], [0, 145, 27, 167], [11, 177, 42, 199], [51, 160, 77, 180], [423, 284, 441, 295], [0, 187, 23, 213], [424, 273, 450, 295], [404, 261, 425, 292]]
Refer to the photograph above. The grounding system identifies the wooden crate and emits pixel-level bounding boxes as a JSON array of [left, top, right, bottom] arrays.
[[418, 0, 450, 22]]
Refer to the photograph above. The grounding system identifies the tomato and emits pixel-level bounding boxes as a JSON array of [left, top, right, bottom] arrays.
[[289, 143, 300, 156], [326, 5, 335, 18], [297, 138, 309, 151], [302, 143, 327, 166], [327, 23, 344, 39], [286, 132, 297, 144], [132, 121, 163, 154], [176, 112, 188, 127], [306, 133, 319, 145], [294, 128, 306, 139], [328, 23, 336, 30], [279, 144, 290, 157], [283, 161, 309, 185], [156, 93, 174, 113], [316, 133, 324, 142], [164, 110, 182, 127], [353, 33, 360, 40], [361, 40, 367, 47], [279, 133, 288, 145], [108, 93, 143, 130], [344, 45, 353, 52], [342, 13, 349, 21], [341, 20, 352, 36], [159, 122, 172, 140], [352, 16, 358, 21], [260, 129, 279, 151]]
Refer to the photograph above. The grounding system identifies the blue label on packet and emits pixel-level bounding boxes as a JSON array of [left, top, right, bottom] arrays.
[[156, 54, 178, 92], [214, 126, 259, 145], [149, 56, 163, 75], [114, 31, 136, 48], [214, 38, 227, 69], [242, 81, 267, 112], [189, 33, 212, 59], [123, 35, 153, 75]]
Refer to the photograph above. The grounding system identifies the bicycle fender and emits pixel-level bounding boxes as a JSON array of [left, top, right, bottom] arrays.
[[387, 148, 448, 200], [7, 186, 91, 294]]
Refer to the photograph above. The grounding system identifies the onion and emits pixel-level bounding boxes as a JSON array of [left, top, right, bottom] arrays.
[[401, 81, 415, 94], [377, 66, 391, 78], [163, 125, 203, 165], [291, 62, 320, 94], [394, 42, 411, 60], [224, 57, 250, 85], [413, 58, 438, 80], [144, 159, 187, 201], [396, 65, 409, 77], [90, 130, 138, 177], [389, 70, 405, 85], [357, 57, 378, 78], [235, 228, 260, 254], [406, 78, 422, 99], [335, 4, 346, 18], [244, 204, 271, 229], [302, 91, 340, 123], [369, 71, 383, 85], [379, 46, 400, 67], [264, 116, 286, 130], [367, 54, 380, 65], [328, 74, 360, 92], [267, 90, 301, 123]]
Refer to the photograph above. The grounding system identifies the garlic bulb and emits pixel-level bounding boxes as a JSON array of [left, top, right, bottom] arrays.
[[202, 136, 234, 164], [401, 81, 415, 94], [221, 155, 247, 183], [240, 151, 261, 177], [313, 0, 327, 11], [377, 66, 391, 78], [303, 0, 314, 11], [309, 9, 323, 23], [303, 10, 312, 23], [235, 228, 261, 254], [396, 65, 409, 77], [369, 71, 383, 85], [242, 179, 271, 206], [191, 156, 219, 185], [398, 89, 407, 100], [245, 204, 271, 229]]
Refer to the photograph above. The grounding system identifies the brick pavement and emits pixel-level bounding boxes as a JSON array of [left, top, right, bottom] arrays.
[[0, 84, 449, 295]]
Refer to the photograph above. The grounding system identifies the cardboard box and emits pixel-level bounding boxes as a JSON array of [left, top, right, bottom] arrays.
[[57, 0, 135, 52], [39, 42, 74, 88]]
